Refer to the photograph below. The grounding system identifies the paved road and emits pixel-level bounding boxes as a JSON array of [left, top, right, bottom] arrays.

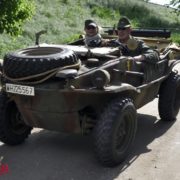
[[0, 65, 180, 180]]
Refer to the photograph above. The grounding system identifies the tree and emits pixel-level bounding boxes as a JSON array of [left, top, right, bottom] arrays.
[[0, 0, 35, 36], [170, 0, 180, 14]]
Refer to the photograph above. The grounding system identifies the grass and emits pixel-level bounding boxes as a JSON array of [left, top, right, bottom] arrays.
[[172, 33, 180, 44], [0, 0, 179, 58]]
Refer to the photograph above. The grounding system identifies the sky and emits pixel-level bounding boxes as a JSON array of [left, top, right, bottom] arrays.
[[149, 0, 171, 5]]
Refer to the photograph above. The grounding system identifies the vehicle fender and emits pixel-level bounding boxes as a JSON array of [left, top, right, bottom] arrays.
[[104, 83, 140, 97], [0, 59, 3, 73], [0, 59, 3, 87], [169, 60, 180, 74]]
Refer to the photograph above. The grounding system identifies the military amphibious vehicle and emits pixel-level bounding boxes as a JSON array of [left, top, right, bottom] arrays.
[[0, 28, 179, 167]]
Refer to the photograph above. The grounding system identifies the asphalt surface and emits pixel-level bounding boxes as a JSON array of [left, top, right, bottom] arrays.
[[0, 65, 180, 180]]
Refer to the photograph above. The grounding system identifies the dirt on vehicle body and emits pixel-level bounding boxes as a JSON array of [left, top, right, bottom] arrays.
[[0, 29, 180, 167]]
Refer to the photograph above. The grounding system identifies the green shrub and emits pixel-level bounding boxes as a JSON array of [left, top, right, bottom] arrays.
[[0, 0, 35, 36], [91, 6, 117, 19]]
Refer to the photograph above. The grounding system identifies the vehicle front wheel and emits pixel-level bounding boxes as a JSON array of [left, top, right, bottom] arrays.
[[93, 98, 137, 167], [0, 92, 32, 145], [158, 72, 180, 121]]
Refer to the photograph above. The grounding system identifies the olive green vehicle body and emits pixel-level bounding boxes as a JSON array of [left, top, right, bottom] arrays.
[[1, 28, 180, 136], [5, 48, 178, 134], [0, 28, 180, 167]]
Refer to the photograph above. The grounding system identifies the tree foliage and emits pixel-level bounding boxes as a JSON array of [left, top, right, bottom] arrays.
[[170, 0, 180, 14], [170, 0, 180, 7], [0, 0, 35, 36]]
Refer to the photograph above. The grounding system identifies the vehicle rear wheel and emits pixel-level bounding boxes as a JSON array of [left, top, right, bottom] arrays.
[[3, 46, 79, 78], [0, 91, 32, 145], [158, 72, 180, 121], [93, 98, 137, 167]]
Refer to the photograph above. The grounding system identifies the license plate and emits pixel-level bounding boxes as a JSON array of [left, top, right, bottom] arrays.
[[5, 83, 35, 96]]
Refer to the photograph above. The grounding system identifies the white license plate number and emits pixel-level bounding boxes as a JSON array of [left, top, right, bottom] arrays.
[[6, 83, 35, 96]]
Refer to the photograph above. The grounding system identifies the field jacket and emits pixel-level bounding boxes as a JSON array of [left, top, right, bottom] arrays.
[[109, 37, 159, 63]]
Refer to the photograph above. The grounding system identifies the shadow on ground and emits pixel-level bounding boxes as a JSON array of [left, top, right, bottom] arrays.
[[0, 113, 175, 180]]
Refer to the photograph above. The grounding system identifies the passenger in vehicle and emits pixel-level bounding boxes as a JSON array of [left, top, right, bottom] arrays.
[[107, 16, 159, 63], [83, 19, 103, 47]]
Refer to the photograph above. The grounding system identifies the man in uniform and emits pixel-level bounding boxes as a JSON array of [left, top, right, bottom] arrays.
[[108, 16, 159, 63]]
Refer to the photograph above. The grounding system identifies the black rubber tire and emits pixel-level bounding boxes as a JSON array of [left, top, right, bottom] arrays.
[[158, 72, 180, 121], [0, 91, 32, 145], [93, 98, 137, 167], [3, 46, 79, 78]]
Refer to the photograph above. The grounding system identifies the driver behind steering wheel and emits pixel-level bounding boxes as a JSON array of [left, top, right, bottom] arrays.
[[106, 16, 159, 63]]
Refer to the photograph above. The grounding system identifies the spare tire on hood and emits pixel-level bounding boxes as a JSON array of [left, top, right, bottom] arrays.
[[3, 46, 79, 78]]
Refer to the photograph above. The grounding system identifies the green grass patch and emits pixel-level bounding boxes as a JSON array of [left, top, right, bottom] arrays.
[[171, 32, 180, 44]]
